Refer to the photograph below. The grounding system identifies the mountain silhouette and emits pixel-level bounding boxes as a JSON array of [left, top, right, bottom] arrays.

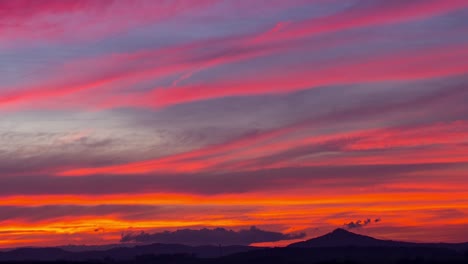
[[288, 228, 468, 250], [288, 228, 392, 247]]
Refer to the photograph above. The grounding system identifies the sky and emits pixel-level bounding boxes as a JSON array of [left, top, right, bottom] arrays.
[[0, 0, 467, 248]]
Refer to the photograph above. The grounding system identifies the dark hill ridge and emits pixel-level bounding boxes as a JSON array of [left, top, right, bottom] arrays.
[[0, 243, 258, 261], [0, 247, 70, 261]]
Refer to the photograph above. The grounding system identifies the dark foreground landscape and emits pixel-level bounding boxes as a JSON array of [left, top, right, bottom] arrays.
[[1, 229, 467, 264]]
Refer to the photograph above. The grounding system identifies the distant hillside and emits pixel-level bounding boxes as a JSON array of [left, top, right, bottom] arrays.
[[0, 243, 259, 261]]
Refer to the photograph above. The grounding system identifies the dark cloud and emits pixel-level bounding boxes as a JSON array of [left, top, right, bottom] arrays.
[[215, 137, 361, 169], [0, 163, 462, 196], [0, 205, 157, 222], [120, 226, 305, 246], [0, 130, 121, 175], [344, 218, 381, 229], [159, 76, 468, 135], [1, 78, 466, 177], [0, 205, 258, 223]]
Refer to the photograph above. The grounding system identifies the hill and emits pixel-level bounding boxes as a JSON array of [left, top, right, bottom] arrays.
[[288, 228, 468, 251], [0, 243, 259, 261]]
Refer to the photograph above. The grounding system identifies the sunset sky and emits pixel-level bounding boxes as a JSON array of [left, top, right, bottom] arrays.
[[0, 0, 467, 248]]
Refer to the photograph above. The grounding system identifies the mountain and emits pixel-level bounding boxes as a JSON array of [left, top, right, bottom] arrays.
[[288, 228, 399, 248], [288, 228, 384, 247], [288, 228, 468, 251]]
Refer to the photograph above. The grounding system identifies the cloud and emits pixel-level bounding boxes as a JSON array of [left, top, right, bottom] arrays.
[[0, 205, 158, 222], [120, 226, 305, 246], [271, 0, 468, 43], [150, 44, 468, 108], [0, 0, 216, 45], [2, 20, 364, 112], [0, 163, 460, 196], [1, 0, 468, 248], [344, 218, 381, 229], [57, 114, 468, 177], [3, 2, 468, 111]]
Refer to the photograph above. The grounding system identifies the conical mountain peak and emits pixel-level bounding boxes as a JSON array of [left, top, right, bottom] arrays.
[[288, 228, 382, 248], [330, 228, 352, 234]]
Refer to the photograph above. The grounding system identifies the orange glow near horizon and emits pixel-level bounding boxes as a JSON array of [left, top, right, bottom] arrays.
[[0, 187, 467, 247]]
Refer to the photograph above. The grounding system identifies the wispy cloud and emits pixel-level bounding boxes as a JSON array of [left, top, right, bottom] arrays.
[[344, 218, 381, 229]]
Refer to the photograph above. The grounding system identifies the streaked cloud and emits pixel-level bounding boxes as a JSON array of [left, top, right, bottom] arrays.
[[0, 0, 467, 247]]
